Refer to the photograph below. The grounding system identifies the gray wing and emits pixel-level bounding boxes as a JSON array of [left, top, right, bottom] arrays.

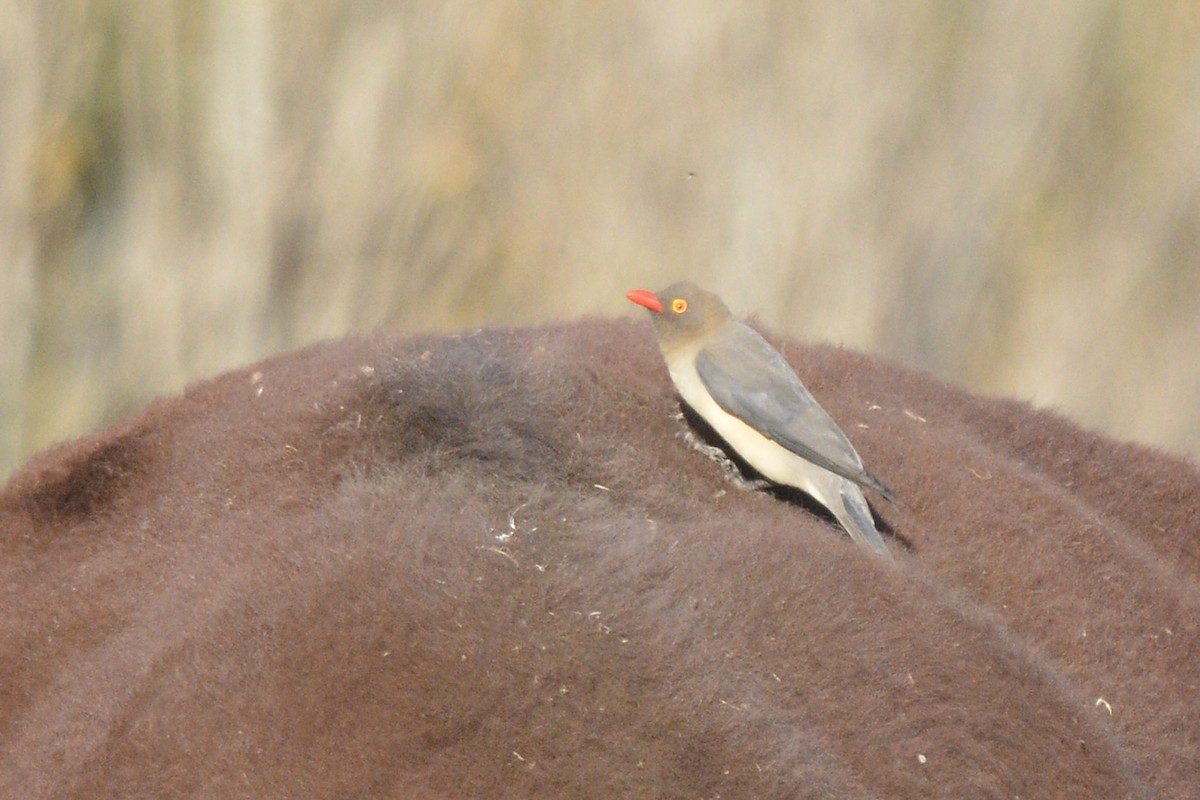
[[695, 323, 897, 501]]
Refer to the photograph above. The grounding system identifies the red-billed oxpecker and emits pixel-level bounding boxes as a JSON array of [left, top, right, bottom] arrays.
[[627, 282, 896, 562]]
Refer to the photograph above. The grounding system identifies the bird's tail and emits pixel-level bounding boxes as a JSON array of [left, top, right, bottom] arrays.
[[836, 483, 895, 563]]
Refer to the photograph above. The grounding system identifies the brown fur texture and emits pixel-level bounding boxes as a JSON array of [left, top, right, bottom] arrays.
[[2, 319, 1197, 799]]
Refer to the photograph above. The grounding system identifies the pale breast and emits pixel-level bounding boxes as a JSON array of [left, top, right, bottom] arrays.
[[665, 353, 824, 498]]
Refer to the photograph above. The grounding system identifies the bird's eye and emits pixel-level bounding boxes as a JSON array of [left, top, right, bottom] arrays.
[[671, 298, 688, 314]]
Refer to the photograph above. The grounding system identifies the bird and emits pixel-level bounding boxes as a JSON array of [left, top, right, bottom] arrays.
[[626, 281, 897, 561]]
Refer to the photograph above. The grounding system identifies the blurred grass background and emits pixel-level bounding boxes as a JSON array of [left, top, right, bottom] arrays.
[[2, 1, 1199, 480]]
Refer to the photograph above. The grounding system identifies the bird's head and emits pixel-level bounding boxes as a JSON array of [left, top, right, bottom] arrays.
[[625, 281, 732, 351]]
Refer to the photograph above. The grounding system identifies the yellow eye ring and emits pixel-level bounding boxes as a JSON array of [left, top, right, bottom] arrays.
[[671, 298, 688, 314]]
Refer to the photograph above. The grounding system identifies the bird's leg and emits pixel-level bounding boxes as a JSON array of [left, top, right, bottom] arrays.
[[671, 411, 771, 491]]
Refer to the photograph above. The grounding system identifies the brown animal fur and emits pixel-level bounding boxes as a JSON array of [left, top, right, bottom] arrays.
[[2, 319, 1197, 798]]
